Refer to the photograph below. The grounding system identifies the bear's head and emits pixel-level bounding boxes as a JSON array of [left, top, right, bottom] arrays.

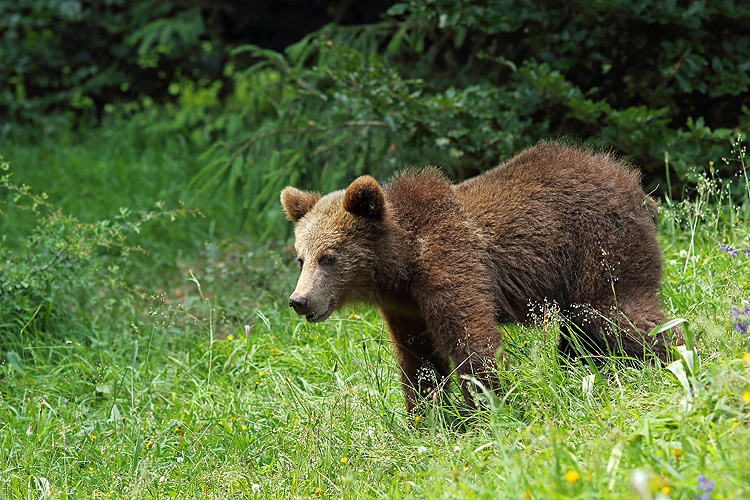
[[280, 176, 387, 323]]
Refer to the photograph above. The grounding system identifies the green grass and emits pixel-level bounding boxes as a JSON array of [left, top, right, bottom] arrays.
[[1, 125, 749, 499]]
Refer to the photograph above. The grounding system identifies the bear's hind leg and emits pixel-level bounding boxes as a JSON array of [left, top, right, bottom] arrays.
[[564, 296, 681, 362], [614, 294, 682, 362]]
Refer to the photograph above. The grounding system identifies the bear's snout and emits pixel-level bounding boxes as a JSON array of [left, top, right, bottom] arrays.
[[289, 294, 309, 314]]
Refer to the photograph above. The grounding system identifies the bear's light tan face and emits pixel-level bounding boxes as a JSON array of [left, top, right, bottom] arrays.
[[282, 176, 385, 323], [289, 191, 356, 323]]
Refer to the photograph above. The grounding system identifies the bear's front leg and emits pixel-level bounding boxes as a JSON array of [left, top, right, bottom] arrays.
[[420, 294, 503, 410], [380, 310, 451, 415]]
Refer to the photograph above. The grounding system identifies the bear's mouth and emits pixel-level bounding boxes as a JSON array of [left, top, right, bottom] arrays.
[[306, 305, 331, 323]]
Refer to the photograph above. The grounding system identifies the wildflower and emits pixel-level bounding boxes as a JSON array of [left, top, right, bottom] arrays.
[[743, 391, 750, 403], [731, 307, 749, 334], [314, 487, 322, 494], [91, 435, 96, 441], [251, 483, 261, 493], [174, 426, 180, 433], [417, 445, 427, 454], [720, 245, 740, 257], [564, 470, 580, 483], [680, 249, 688, 258], [743, 353, 750, 362], [732, 421, 739, 429], [227, 335, 233, 341], [631, 469, 650, 497], [695, 475, 715, 500], [673, 448, 683, 458], [662, 486, 671, 495], [523, 491, 531, 500], [242, 425, 248, 431], [147, 441, 154, 449], [414, 415, 421, 424], [340, 457, 348, 464]]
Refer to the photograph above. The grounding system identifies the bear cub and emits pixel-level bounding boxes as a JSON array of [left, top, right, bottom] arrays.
[[281, 142, 682, 414]]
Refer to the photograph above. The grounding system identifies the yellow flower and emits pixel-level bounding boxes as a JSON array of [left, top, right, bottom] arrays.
[[743, 352, 750, 362], [673, 448, 683, 458], [744, 391, 750, 403], [91, 435, 96, 441], [414, 415, 421, 424], [242, 425, 248, 431], [174, 426, 180, 433], [314, 487, 322, 494], [147, 441, 154, 449], [661, 486, 671, 494], [340, 457, 348, 464], [227, 335, 233, 341], [732, 421, 739, 429], [259, 371, 264, 376], [564, 470, 580, 483], [523, 491, 531, 500]]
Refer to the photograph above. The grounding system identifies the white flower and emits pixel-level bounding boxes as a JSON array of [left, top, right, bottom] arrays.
[[417, 445, 427, 454], [453, 445, 461, 453], [251, 483, 261, 493], [669, 260, 677, 266], [679, 249, 688, 258], [631, 469, 649, 498], [176, 456, 184, 463]]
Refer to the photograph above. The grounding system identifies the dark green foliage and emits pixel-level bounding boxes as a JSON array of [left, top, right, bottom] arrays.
[[0, 0, 391, 126], [0, 0, 226, 124], [187, 0, 749, 236]]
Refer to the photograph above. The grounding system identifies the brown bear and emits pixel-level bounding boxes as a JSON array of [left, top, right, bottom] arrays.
[[280, 141, 682, 414]]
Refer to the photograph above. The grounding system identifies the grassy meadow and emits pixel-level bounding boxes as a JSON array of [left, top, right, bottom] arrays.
[[1, 125, 749, 500]]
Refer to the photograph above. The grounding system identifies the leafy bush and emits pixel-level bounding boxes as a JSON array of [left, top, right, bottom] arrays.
[[0, 158, 202, 356], [181, 0, 749, 237], [0, 0, 227, 125]]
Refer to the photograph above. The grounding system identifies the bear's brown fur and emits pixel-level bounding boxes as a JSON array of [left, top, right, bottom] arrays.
[[280, 142, 683, 413]]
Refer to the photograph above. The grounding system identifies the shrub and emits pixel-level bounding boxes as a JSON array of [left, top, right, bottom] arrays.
[[0, 158, 202, 357], [188, 0, 750, 235]]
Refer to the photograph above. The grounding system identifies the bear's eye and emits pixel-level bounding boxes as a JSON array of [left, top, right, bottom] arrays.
[[319, 254, 336, 266], [296, 257, 304, 269]]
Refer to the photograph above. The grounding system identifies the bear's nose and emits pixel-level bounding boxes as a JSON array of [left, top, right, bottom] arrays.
[[289, 295, 308, 314]]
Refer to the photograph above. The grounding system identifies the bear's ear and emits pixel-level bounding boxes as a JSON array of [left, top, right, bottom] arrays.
[[280, 187, 321, 222], [343, 175, 385, 219]]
